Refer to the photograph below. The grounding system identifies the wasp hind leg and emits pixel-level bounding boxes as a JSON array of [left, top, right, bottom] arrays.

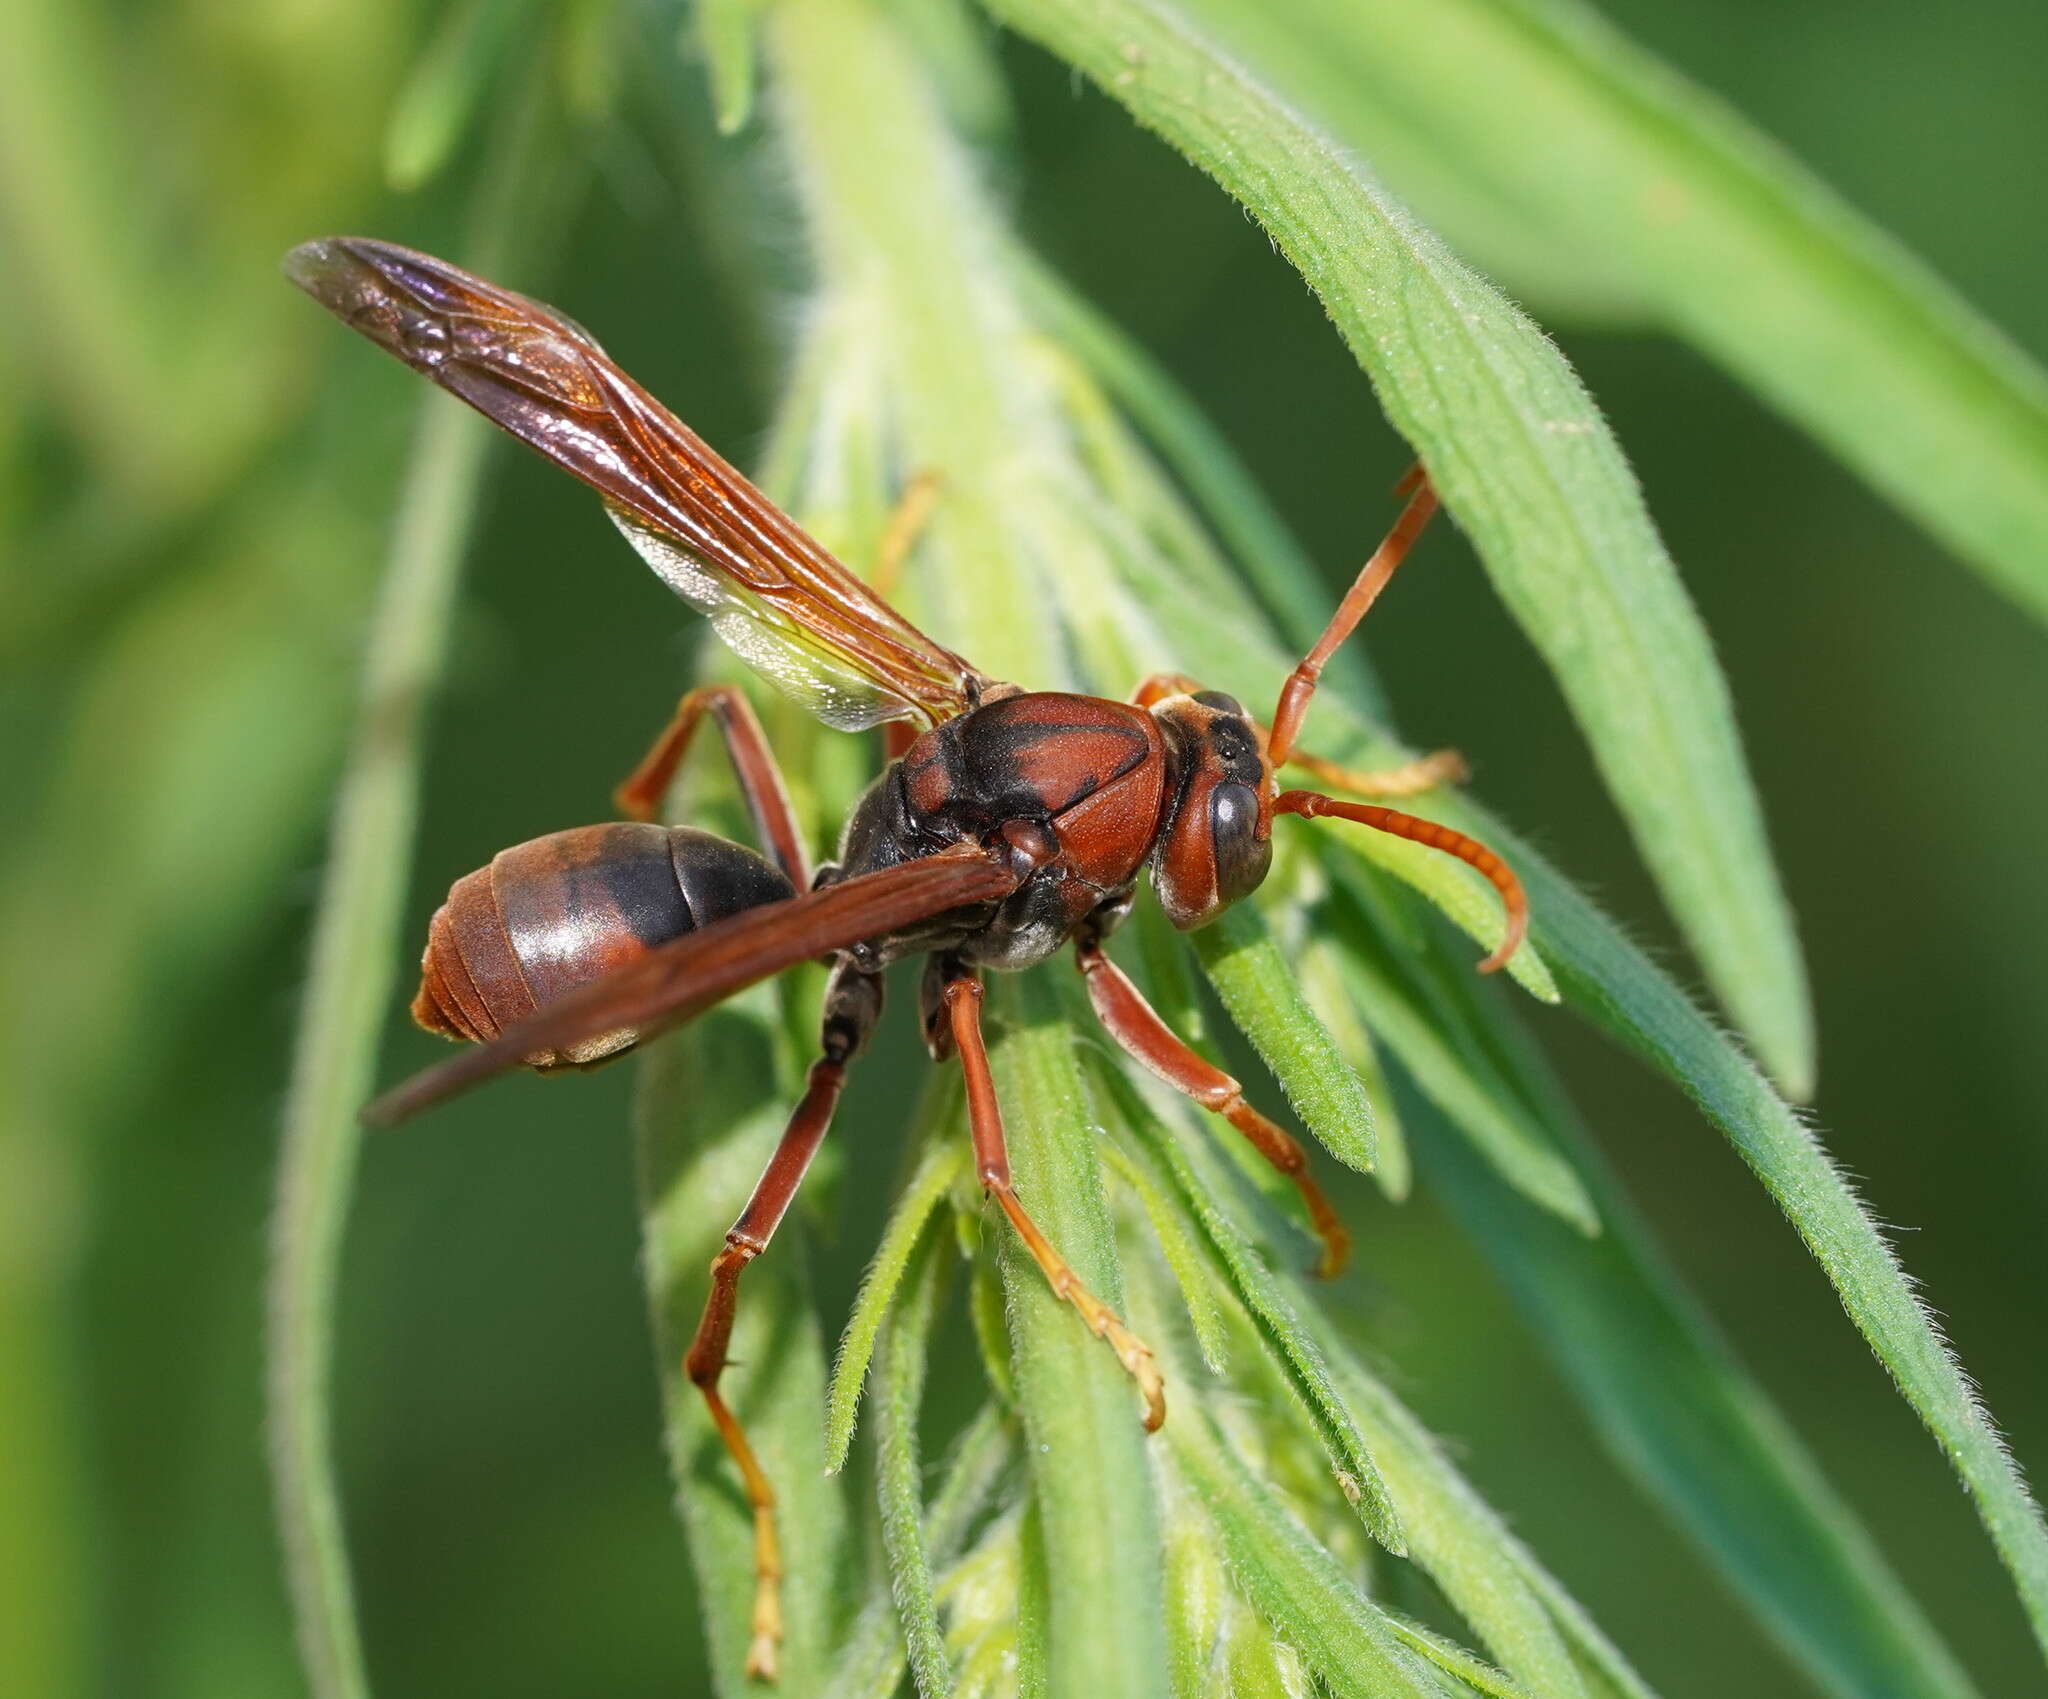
[[682, 963, 881, 1680]]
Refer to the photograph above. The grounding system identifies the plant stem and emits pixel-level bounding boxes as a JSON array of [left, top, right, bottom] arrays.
[[765, 0, 1064, 688], [264, 341, 490, 1699], [264, 76, 557, 1699]]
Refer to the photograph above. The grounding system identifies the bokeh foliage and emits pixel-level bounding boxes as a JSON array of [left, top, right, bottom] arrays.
[[3, 1, 2046, 1697]]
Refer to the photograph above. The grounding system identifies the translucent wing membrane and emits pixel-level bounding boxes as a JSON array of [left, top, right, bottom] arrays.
[[285, 237, 995, 728]]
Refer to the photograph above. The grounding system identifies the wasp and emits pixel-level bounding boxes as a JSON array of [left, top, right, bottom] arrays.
[[287, 237, 1525, 1680]]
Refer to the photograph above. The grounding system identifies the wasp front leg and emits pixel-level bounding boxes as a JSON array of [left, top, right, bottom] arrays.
[[1274, 743, 1468, 800]]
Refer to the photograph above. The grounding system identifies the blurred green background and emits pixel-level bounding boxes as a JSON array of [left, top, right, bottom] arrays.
[[3, 1, 2044, 1695]]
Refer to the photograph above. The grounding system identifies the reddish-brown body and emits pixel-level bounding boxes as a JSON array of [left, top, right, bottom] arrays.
[[293, 235, 1529, 1683], [414, 823, 792, 1067], [835, 692, 1175, 972]]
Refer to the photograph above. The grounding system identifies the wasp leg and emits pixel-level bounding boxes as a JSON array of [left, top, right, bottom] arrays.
[[1075, 938, 1349, 1279], [869, 467, 943, 601], [683, 964, 880, 1680], [870, 472, 946, 766], [1275, 743, 1468, 800], [614, 684, 810, 888], [1129, 671, 1204, 710], [1133, 668, 1461, 800], [1267, 473, 1440, 766], [940, 965, 1166, 1431]]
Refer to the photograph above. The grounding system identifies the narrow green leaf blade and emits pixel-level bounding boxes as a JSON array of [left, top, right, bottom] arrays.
[[266, 386, 490, 1699], [1181, 0, 2048, 630], [1446, 802, 2048, 1671], [1295, 937, 1412, 1201], [825, 1410, 1016, 1699], [875, 1242, 955, 1697], [1378, 1617, 1538, 1699], [1316, 858, 1597, 1232], [1313, 819, 1558, 1006], [1193, 903, 1377, 1174], [985, 975, 1169, 1699], [1099, 1134, 1234, 1376], [976, 0, 1813, 1100], [825, 1115, 966, 1472], [1169, 1412, 1446, 1698], [1337, 1361, 1609, 1699], [1412, 1091, 1981, 1699], [1096, 1055, 1403, 1552]]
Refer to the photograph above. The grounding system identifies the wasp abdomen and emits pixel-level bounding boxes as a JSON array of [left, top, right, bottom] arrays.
[[412, 823, 795, 1068]]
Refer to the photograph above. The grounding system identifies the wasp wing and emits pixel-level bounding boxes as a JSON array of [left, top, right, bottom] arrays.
[[286, 237, 995, 730], [364, 845, 1020, 1126]]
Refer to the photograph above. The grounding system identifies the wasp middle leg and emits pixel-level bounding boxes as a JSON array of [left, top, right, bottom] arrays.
[[931, 960, 1166, 1431], [615, 684, 810, 887]]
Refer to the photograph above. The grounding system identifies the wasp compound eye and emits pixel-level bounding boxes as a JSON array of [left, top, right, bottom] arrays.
[[1210, 781, 1271, 902]]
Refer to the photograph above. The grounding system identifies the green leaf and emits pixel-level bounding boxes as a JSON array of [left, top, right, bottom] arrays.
[[635, 999, 852, 1696], [1293, 936, 1411, 1202], [1163, 1511, 1227, 1699], [1016, 257, 1383, 715], [267, 86, 561, 1699], [1095, 1054, 1403, 1553], [696, 0, 766, 134], [874, 1239, 955, 1697], [1192, 903, 1377, 1174], [1413, 1094, 1980, 1699], [1168, 1411, 1448, 1698], [1447, 802, 2048, 1670], [1327, 1352, 1648, 1699], [1366, 1468, 1605, 1696], [975, 0, 1813, 1101], [985, 974, 1169, 1698], [824, 1104, 967, 1472], [266, 372, 491, 1699], [1313, 818, 1559, 1006], [825, 1409, 1017, 1699], [1175, 0, 2048, 631], [383, 0, 530, 191], [1377, 1616, 1538, 1699], [1099, 1131, 1234, 1376], [1316, 858, 1596, 1233], [1396, 853, 1998, 1697]]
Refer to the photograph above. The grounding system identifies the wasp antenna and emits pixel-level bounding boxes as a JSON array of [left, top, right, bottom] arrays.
[[1275, 790, 1528, 974]]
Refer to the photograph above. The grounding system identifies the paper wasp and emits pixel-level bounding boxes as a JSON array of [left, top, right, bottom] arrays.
[[287, 236, 1526, 1679]]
